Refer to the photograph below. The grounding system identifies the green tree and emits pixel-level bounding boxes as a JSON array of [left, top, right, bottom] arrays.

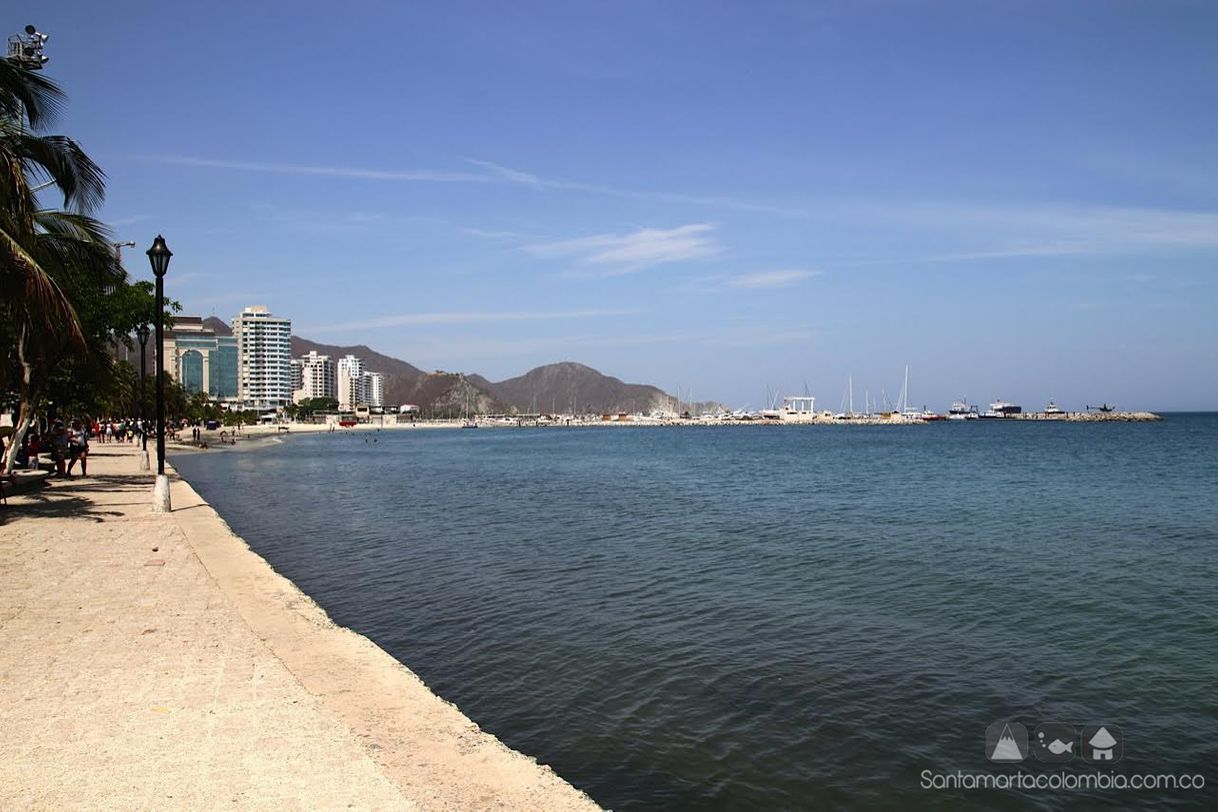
[[1, 60, 127, 472]]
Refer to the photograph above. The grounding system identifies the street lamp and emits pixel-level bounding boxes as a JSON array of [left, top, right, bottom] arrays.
[[146, 235, 172, 512], [135, 322, 150, 471]]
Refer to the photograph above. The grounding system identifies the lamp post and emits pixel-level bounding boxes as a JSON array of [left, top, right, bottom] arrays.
[[146, 235, 172, 512], [135, 322, 150, 471]]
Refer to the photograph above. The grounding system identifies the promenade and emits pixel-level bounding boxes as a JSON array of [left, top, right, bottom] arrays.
[[0, 443, 596, 810]]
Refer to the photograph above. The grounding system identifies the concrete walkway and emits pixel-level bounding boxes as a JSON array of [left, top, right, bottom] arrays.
[[0, 443, 597, 810]]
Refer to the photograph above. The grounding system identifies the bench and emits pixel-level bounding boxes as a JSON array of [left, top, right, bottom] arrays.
[[1, 469, 53, 504]]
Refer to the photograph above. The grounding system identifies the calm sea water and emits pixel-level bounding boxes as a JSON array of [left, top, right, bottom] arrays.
[[172, 416, 1218, 809]]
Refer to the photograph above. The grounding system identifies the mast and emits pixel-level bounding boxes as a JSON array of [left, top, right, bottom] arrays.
[[849, 375, 854, 418]]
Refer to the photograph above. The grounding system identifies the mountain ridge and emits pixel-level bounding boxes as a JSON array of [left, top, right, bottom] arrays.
[[203, 318, 690, 414]]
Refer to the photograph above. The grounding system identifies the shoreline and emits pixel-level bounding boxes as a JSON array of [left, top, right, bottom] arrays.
[[0, 442, 598, 809], [165, 408, 1166, 454]]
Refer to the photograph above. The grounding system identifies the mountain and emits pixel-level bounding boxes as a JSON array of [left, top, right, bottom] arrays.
[[210, 318, 698, 414], [287, 337, 503, 413], [202, 316, 232, 336], [486, 361, 672, 414]]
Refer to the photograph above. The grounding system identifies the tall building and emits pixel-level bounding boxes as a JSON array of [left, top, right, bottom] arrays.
[[293, 351, 336, 403], [232, 305, 293, 411], [363, 371, 384, 409], [336, 354, 365, 411], [290, 359, 303, 394], [162, 316, 238, 402]]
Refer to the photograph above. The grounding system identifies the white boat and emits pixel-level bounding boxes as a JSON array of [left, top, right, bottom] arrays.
[[896, 365, 926, 422], [981, 400, 1022, 418], [948, 400, 980, 420], [762, 395, 819, 423], [1045, 400, 1065, 415]]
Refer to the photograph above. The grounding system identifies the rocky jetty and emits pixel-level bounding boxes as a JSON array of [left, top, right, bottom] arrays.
[[1013, 411, 1161, 422]]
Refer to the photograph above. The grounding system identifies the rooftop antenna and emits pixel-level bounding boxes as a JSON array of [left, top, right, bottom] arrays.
[[7, 24, 49, 70]]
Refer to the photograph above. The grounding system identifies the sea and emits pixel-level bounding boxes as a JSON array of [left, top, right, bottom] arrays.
[[171, 414, 1218, 810]]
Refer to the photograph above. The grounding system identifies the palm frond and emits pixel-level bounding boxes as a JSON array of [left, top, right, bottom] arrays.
[[0, 222, 86, 347], [0, 58, 65, 130], [15, 133, 106, 214]]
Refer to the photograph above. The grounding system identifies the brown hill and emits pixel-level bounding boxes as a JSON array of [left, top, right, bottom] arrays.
[[286, 337, 498, 412], [202, 316, 232, 336], [213, 319, 689, 414], [486, 361, 671, 414]]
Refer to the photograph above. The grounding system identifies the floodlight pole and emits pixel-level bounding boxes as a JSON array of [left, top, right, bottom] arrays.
[[136, 323, 150, 471]]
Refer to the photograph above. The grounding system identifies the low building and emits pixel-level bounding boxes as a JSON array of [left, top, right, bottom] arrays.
[[163, 316, 239, 403]]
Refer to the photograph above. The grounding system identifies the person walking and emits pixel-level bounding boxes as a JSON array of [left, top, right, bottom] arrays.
[[66, 419, 90, 478], [48, 421, 68, 478]]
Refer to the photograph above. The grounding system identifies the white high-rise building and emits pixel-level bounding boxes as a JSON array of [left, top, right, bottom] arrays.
[[290, 359, 303, 394], [232, 305, 292, 411], [336, 354, 365, 411], [363, 371, 384, 409], [293, 351, 336, 403]]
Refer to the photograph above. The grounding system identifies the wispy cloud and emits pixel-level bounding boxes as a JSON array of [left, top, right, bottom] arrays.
[[304, 307, 640, 333], [527, 224, 721, 276], [135, 153, 809, 217], [108, 214, 155, 228], [727, 269, 822, 289], [400, 325, 814, 362], [131, 155, 1218, 257], [460, 227, 521, 240], [463, 158, 546, 189], [142, 155, 492, 183]]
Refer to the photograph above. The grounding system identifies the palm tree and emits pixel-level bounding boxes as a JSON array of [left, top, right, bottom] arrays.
[[2, 58, 120, 473]]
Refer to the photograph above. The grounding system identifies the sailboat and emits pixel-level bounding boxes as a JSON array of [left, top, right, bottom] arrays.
[[462, 384, 478, 428], [894, 365, 926, 422], [835, 375, 856, 420]]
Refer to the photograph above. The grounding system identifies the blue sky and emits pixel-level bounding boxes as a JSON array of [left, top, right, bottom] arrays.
[[17, 1, 1218, 409]]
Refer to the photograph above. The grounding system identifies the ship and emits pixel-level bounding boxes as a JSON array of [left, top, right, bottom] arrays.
[[981, 400, 1022, 418], [948, 400, 980, 420], [1045, 401, 1065, 416]]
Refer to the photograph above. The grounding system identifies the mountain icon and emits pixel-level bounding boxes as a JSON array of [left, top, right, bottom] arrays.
[[986, 722, 1028, 763]]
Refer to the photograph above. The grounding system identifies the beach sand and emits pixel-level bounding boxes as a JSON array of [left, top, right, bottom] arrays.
[[0, 442, 598, 810]]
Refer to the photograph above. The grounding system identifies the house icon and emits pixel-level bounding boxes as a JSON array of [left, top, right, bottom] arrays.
[[1089, 727, 1117, 761]]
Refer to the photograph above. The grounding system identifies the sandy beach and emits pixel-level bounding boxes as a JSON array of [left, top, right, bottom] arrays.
[[0, 442, 597, 810]]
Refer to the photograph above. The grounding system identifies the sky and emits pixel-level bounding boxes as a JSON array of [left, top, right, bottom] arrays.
[[15, 1, 1218, 410]]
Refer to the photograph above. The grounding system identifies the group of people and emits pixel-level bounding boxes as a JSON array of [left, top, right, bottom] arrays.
[[12, 419, 96, 478], [5, 415, 244, 477], [90, 419, 149, 444]]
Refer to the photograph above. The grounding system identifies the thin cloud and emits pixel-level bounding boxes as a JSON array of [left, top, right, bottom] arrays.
[[142, 155, 492, 183], [137, 153, 809, 217], [727, 269, 822, 289], [460, 227, 521, 240], [400, 325, 814, 361], [305, 307, 640, 333], [528, 224, 720, 276], [130, 156, 1218, 255], [463, 158, 546, 189]]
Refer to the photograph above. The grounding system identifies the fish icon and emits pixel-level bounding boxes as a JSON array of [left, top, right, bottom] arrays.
[[1033, 723, 1077, 763], [1047, 738, 1074, 755]]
